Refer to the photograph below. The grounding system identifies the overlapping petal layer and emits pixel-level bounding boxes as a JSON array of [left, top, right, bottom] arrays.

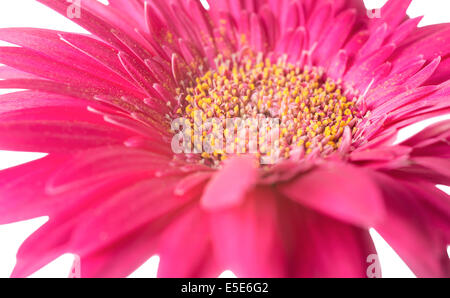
[[0, 0, 448, 277]]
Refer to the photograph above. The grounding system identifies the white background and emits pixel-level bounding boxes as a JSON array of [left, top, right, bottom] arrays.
[[0, 0, 449, 278]]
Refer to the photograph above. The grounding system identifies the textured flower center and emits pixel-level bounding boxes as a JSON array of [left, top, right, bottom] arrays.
[[175, 54, 361, 166]]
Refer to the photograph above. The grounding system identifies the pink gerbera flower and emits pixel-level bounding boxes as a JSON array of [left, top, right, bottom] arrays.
[[0, 0, 449, 278]]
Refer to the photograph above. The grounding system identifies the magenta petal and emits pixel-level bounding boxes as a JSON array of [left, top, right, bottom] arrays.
[[69, 178, 194, 255], [402, 119, 450, 148], [0, 155, 66, 224], [350, 145, 411, 162], [314, 9, 356, 66], [201, 156, 258, 210], [11, 218, 72, 278], [0, 91, 89, 114], [278, 198, 378, 278], [372, 173, 450, 277], [412, 157, 450, 178], [208, 187, 286, 277], [45, 147, 170, 195], [76, 220, 162, 278], [0, 28, 133, 89], [394, 24, 450, 67], [370, 0, 412, 33], [0, 107, 133, 153], [278, 162, 385, 227], [158, 206, 221, 278], [407, 182, 450, 243]]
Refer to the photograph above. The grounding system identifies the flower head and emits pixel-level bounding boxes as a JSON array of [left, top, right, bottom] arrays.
[[0, 0, 449, 278]]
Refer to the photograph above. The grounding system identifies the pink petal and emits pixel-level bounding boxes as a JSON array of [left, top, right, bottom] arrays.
[[11, 218, 72, 278], [402, 119, 450, 148], [0, 107, 133, 153], [69, 178, 196, 255], [158, 206, 221, 278], [201, 156, 258, 211], [76, 219, 163, 278], [0, 155, 65, 224], [278, 162, 385, 227], [278, 198, 378, 278], [370, 0, 412, 33], [372, 172, 450, 277], [208, 187, 286, 277]]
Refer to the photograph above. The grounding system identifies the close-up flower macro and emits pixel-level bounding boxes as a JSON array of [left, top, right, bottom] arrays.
[[0, 0, 449, 280]]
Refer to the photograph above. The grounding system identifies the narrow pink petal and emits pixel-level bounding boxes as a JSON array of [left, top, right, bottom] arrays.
[[158, 206, 221, 278], [284, 202, 377, 278], [250, 13, 266, 52], [406, 182, 450, 243], [370, 85, 438, 120], [0, 78, 102, 99], [208, 187, 286, 277], [370, 0, 412, 31], [59, 32, 134, 84], [393, 25, 450, 67], [344, 30, 370, 59], [402, 119, 450, 147], [11, 178, 159, 277], [387, 17, 423, 45], [0, 155, 66, 224], [350, 146, 412, 162], [327, 49, 348, 80], [46, 147, 171, 195], [118, 51, 160, 99], [76, 218, 163, 278], [357, 23, 388, 60], [403, 56, 441, 89], [174, 171, 213, 196], [314, 9, 356, 66], [0, 107, 134, 153], [278, 162, 385, 227], [201, 156, 258, 210], [345, 44, 396, 85], [307, 2, 332, 45], [37, 0, 145, 53], [412, 157, 450, 178], [372, 173, 450, 277], [11, 218, 72, 278], [70, 178, 196, 255], [0, 28, 134, 88], [0, 91, 89, 114], [0, 47, 129, 95]]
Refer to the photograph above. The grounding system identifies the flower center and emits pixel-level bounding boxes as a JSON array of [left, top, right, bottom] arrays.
[[174, 53, 362, 166]]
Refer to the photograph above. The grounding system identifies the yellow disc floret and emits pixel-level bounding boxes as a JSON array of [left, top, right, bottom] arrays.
[[175, 54, 361, 165]]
